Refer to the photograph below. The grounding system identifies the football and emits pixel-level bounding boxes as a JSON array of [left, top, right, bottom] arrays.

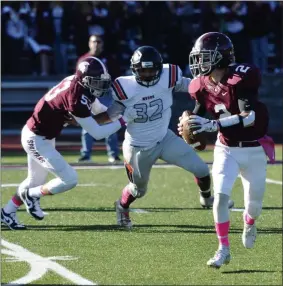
[[181, 111, 207, 151]]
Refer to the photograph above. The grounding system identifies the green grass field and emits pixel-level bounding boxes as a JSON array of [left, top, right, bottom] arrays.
[[1, 148, 282, 285]]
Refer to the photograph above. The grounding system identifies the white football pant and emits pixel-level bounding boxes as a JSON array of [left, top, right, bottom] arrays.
[[123, 129, 209, 198], [19, 125, 78, 194], [212, 138, 267, 219]]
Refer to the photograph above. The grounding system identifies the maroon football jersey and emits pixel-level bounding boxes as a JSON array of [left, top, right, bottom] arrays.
[[189, 63, 269, 143], [27, 75, 92, 139]]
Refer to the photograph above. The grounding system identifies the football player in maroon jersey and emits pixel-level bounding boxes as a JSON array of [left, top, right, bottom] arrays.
[[1, 57, 135, 230], [178, 32, 275, 268]]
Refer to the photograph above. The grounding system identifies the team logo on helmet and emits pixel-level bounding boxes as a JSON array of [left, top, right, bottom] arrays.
[[78, 61, 90, 73]]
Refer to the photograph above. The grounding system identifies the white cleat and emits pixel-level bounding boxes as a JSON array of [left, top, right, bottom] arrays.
[[242, 222, 257, 249], [207, 246, 231, 269], [114, 200, 132, 229], [200, 195, 234, 209], [19, 188, 45, 220]]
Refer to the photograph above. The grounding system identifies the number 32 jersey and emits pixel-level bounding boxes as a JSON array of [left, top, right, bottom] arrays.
[[189, 63, 269, 143], [111, 64, 187, 147]]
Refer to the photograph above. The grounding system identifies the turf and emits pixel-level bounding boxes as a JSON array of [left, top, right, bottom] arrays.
[[1, 152, 282, 285], [1, 146, 282, 165]]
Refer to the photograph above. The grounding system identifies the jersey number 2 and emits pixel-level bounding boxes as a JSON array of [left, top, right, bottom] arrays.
[[214, 103, 231, 118], [134, 99, 163, 123]]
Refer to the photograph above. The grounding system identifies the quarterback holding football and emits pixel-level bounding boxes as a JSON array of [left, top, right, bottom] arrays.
[[178, 32, 275, 268]]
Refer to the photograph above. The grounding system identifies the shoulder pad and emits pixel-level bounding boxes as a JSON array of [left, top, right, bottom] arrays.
[[161, 64, 182, 89], [188, 77, 202, 96], [228, 63, 261, 88], [111, 77, 129, 101]]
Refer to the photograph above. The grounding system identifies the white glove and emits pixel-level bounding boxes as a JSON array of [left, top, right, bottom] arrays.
[[122, 107, 138, 123], [188, 115, 219, 134], [188, 115, 210, 125]]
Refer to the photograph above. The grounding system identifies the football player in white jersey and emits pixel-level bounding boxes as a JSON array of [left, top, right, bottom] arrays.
[[95, 46, 233, 228]]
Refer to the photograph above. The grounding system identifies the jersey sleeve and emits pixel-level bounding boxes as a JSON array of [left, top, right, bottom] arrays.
[[107, 100, 126, 121], [236, 65, 261, 90], [91, 98, 108, 115], [188, 77, 202, 101], [167, 64, 182, 89], [68, 94, 92, 118], [111, 78, 129, 101], [173, 66, 192, 93], [234, 65, 261, 109]]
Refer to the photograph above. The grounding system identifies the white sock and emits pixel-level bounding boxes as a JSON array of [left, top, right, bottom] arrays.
[[4, 199, 21, 213], [28, 186, 44, 198]]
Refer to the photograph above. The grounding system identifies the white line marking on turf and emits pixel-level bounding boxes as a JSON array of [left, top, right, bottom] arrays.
[[2, 175, 282, 189], [1, 183, 114, 188], [1, 239, 96, 285], [265, 178, 282, 185], [231, 208, 245, 212], [130, 208, 149, 213]]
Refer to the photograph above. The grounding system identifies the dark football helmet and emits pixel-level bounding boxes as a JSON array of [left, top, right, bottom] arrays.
[[189, 32, 235, 78], [76, 57, 111, 100], [130, 46, 163, 87]]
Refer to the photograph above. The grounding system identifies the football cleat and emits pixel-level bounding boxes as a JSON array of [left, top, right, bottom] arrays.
[[200, 195, 234, 209], [19, 188, 45, 220], [207, 246, 231, 268], [114, 200, 132, 229], [78, 156, 93, 163], [242, 214, 257, 248], [108, 156, 122, 164], [1, 209, 26, 230]]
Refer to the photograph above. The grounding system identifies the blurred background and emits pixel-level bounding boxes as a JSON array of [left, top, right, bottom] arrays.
[[2, 1, 283, 155]]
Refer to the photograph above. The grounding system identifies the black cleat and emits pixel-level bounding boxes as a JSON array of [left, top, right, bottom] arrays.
[[1, 209, 26, 230]]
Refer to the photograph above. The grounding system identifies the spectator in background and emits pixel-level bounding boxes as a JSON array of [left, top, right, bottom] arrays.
[[219, 1, 250, 63], [1, 1, 48, 75], [246, 2, 272, 74], [2, 2, 30, 74], [51, 1, 74, 75], [272, 1, 283, 73], [77, 34, 122, 164], [33, 2, 54, 76]]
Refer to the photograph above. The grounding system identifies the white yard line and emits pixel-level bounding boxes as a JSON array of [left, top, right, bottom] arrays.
[[2, 175, 282, 189], [1, 239, 96, 285]]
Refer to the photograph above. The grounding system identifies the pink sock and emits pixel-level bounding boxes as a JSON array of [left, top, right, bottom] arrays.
[[120, 187, 136, 208], [12, 196, 23, 207], [245, 213, 255, 225], [215, 221, 230, 247], [4, 196, 23, 213]]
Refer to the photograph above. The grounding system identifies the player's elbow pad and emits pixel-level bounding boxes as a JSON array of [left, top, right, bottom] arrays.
[[240, 110, 255, 127]]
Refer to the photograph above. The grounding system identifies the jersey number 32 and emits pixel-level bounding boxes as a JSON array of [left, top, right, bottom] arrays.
[[134, 99, 163, 123]]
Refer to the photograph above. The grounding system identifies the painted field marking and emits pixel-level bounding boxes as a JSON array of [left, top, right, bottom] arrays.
[[2, 175, 282, 189], [1, 239, 96, 285]]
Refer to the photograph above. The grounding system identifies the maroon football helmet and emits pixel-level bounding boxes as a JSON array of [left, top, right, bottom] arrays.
[[76, 57, 111, 100], [189, 32, 235, 78]]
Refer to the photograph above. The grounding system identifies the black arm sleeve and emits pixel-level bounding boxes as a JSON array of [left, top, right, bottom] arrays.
[[193, 100, 206, 116], [237, 89, 256, 112]]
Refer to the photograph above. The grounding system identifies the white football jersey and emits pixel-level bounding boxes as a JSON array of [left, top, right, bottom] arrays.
[[111, 64, 191, 147]]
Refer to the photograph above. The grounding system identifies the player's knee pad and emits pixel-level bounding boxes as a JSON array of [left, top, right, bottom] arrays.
[[195, 175, 211, 192], [246, 200, 262, 219]]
